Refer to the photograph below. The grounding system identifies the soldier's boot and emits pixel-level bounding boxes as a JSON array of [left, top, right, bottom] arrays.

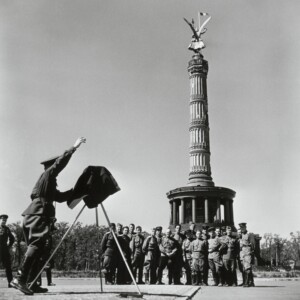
[[232, 270, 238, 286], [238, 272, 245, 286], [243, 271, 250, 287], [168, 269, 173, 285], [156, 269, 164, 284], [192, 273, 198, 286], [185, 270, 192, 285], [26, 257, 48, 293], [137, 268, 145, 284], [11, 254, 35, 295], [217, 271, 223, 287], [248, 271, 255, 287], [198, 273, 204, 286], [46, 269, 55, 286], [144, 273, 150, 285], [132, 268, 137, 283]]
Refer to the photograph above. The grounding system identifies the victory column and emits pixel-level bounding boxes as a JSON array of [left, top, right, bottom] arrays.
[[167, 13, 236, 231]]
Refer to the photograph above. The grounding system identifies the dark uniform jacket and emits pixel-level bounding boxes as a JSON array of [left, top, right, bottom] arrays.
[[101, 231, 118, 257], [221, 235, 239, 260], [119, 234, 131, 259], [22, 147, 76, 218], [191, 239, 208, 259], [130, 234, 144, 257], [143, 235, 159, 256], [0, 225, 15, 253], [159, 236, 178, 258]]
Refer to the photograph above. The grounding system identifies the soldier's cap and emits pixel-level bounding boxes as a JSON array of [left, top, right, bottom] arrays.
[[0, 214, 8, 219], [226, 226, 232, 230], [202, 225, 209, 230], [208, 227, 215, 232], [238, 223, 247, 228], [40, 155, 59, 166], [110, 223, 116, 228], [151, 227, 156, 231], [155, 226, 162, 231], [117, 223, 123, 227]]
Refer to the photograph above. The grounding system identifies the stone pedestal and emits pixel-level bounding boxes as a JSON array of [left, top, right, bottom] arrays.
[[167, 186, 235, 231]]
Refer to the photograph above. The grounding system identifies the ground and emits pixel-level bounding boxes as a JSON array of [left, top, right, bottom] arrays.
[[0, 278, 299, 300]]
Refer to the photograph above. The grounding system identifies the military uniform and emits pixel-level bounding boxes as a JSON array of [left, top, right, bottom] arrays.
[[173, 231, 185, 284], [116, 234, 131, 284], [142, 233, 159, 284], [207, 232, 223, 286], [157, 234, 178, 284], [130, 233, 145, 284], [221, 233, 239, 286], [190, 237, 208, 285], [101, 231, 118, 284], [239, 227, 256, 287], [0, 215, 15, 286], [19, 147, 76, 291], [201, 228, 210, 285], [182, 233, 194, 285]]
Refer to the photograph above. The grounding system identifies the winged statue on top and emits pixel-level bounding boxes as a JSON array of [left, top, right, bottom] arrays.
[[184, 12, 211, 53]]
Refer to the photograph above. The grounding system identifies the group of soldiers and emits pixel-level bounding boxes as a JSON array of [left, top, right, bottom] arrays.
[[100, 221, 256, 287]]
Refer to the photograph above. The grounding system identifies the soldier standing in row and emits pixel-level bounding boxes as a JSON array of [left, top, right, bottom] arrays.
[[236, 228, 244, 285], [239, 223, 256, 287], [130, 226, 145, 284], [0, 214, 15, 288], [190, 230, 208, 286], [101, 223, 118, 285], [173, 224, 184, 284], [157, 229, 178, 284], [118, 226, 132, 284], [207, 227, 223, 286], [143, 227, 159, 284], [201, 226, 210, 285], [182, 230, 193, 285], [221, 226, 239, 286]]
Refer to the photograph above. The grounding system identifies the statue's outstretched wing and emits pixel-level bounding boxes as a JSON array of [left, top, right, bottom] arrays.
[[184, 18, 199, 41]]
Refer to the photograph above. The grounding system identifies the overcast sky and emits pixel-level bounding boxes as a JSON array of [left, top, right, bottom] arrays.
[[1, 0, 299, 238]]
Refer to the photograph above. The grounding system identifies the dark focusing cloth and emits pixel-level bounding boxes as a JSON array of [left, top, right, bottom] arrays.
[[68, 166, 120, 208]]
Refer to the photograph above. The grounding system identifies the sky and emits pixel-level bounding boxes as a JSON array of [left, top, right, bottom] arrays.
[[0, 0, 300, 238]]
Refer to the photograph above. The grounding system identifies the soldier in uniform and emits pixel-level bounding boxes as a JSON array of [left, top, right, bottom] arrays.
[[239, 223, 256, 287], [207, 227, 223, 286], [189, 222, 197, 239], [116, 223, 123, 236], [236, 228, 244, 286], [0, 214, 15, 287], [157, 229, 178, 285], [117, 226, 132, 284], [143, 227, 159, 284], [11, 137, 86, 295], [173, 224, 185, 284], [130, 226, 145, 284], [182, 230, 194, 285], [221, 226, 239, 286], [190, 230, 208, 286], [101, 223, 118, 285], [201, 225, 210, 285]]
